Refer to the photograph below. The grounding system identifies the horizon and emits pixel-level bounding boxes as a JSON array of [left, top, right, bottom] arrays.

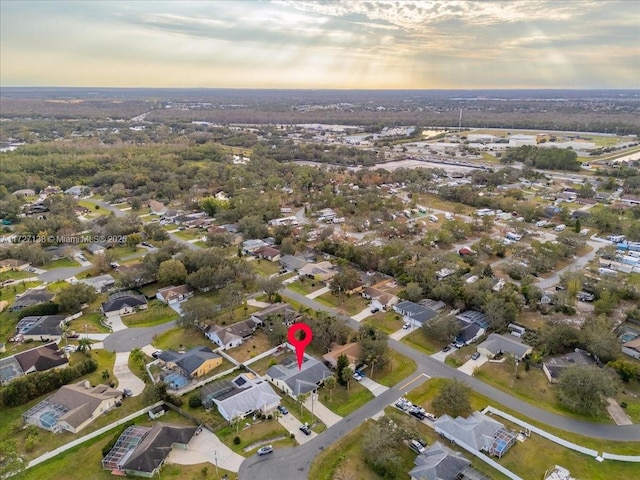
[[1, 1, 638, 90]]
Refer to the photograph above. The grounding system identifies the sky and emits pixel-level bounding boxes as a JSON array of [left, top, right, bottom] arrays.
[[1, 0, 638, 89]]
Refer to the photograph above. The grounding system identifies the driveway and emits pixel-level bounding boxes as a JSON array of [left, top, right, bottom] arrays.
[[166, 429, 245, 472], [303, 392, 342, 427], [430, 347, 458, 362], [390, 324, 418, 340], [104, 312, 126, 332], [351, 307, 373, 322], [306, 286, 330, 299], [536, 240, 602, 289], [113, 352, 145, 396], [359, 377, 388, 397], [458, 354, 489, 375], [278, 410, 317, 445]]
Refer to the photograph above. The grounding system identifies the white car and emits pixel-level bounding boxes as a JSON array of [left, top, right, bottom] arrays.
[[257, 445, 273, 456], [402, 323, 411, 330], [353, 373, 363, 382]]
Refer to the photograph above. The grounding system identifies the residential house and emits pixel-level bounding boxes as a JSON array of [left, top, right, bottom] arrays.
[[0, 259, 29, 272], [115, 263, 154, 286], [205, 319, 258, 350], [102, 423, 197, 477], [279, 254, 310, 272], [156, 346, 222, 379], [361, 286, 398, 311], [15, 315, 66, 342], [201, 373, 281, 421], [242, 239, 269, 255], [622, 337, 640, 360], [323, 342, 361, 370], [434, 412, 517, 458], [266, 353, 333, 397], [148, 199, 168, 216], [156, 285, 194, 304], [254, 245, 281, 262], [78, 274, 116, 293], [298, 261, 337, 283], [85, 243, 106, 255], [393, 300, 438, 327], [0, 342, 68, 385], [251, 303, 298, 326], [477, 334, 533, 360], [64, 185, 87, 197], [455, 311, 489, 346], [620, 195, 640, 207], [409, 441, 472, 480], [542, 350, 596, 383], [9, 289, 55, 312], [101, 291, 148, 316], [23, 380, 122, 433]]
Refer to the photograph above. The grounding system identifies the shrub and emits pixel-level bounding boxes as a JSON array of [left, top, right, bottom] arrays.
[[233, 436, 241, 445], [189, 395, 202, 409]]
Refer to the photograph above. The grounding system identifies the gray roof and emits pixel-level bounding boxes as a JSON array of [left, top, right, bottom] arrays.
[[456, 310, 489, 329], [266, 355, 333, 395], [394, 301, 438, 323], [478, 334, 532, 359], [10, 290, 55, 311], [409, 441, 471, 480], [251, 303, 297, 323], [47, 381, 122, 429], [16, 315, 65, 337], [433, 412, 504, 452], [543, 350, 596, 380], [121, 423, 197, 474], [279, 255, 309, 271], [456, 323, 483, 343], [15, 342, 68, 373], [212, 374, 281, 420], [101, 291, 147, 313]]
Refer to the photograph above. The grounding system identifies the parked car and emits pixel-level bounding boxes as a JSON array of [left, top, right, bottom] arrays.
[[123, 388, 133, 397], [425, 413, 437, 421], [299, 424, 312, 435], [353, 373, 363, 382], [151, 350, 163, 359], [63, 345, 76, 353], [277, 405, 289, 415], [370, 307, 380, 313], [409, 439, 426, 454], [471, 352, 481, 361], [441, 346, 452, 353], [402, 323, 411, 330], [257, 445, 273, 456], [355, 369, 365, 377]]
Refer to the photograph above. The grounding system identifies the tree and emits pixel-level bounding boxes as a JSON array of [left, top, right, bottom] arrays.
[[336, 354, 349, 386], [422, 313, 460, 343], [157, 259, 187, 285], [56, 283, 96, 313], [557, 365, 619, 416], [0, 439, 25, 477], [77, 337, 92, 354], [324, 376, 337, 402], [280, 237, 295, 256], [102, 370, 110, 381], [329, 267, 361, 296], [258, 276, 283, 301], [484, 295, 519, 332], [220, 282, 243, 319], [361, 415, 417, 478], [402, 282, 423, 302], [574, 218, 581, 233], [431, 379, 472, 418], [179, 296, 214, 330], [296, 392, 309, 418], [342, 367, 354, 391], [580, 315, 620, 363], [126, 233, 142, 249], [357, 325, 389, 373], [608, 359, 640, 383]]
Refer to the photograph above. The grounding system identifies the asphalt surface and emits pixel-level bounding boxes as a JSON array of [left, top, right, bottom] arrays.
[[103, 321, 176, 352]]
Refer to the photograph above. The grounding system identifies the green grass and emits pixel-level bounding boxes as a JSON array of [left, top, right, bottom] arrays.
[[474, 358, 613, 424], [400, 329, 445, 355], [364, 310, 403, 334], [371, 349, 417, 387], [249, 259, 280, 277], [278, 394, 327, 433], [120, 300, 178, 327], [152, 326, 215, 351], [0, 270, 33, 281], [216, 417, 295, 455], [45, 258, 80, 269], [286, 279, 322, 296], [320, 382, 374, 417], [173, 229, 203, 241], [316, 292, 368, 316]]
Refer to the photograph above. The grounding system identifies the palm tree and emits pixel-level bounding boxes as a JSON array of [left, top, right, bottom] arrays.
[[101, 370, 110, 381], [297, 392, 309, 418], [77, 337, 92, 354], [324, 376, 336, 402]]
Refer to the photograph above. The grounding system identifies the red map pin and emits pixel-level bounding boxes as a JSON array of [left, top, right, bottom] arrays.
[[288, 323, 313, 370]]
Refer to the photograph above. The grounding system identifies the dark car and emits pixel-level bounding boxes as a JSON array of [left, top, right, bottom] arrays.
[[441, 346, 452, 353], [277, 405, 289, 415], [471, 352, 481, 361], [555, 285, 566, 291], [151, 350, 163, 359], [299, 424, 312, 436]]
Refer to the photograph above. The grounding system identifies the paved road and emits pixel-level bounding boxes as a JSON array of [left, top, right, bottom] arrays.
[[38, 266, 93, 283], [535, 239, 603, 290], [103, 321, 176, 352]]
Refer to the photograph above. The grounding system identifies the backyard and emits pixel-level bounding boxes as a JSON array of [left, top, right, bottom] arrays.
[[224, 330, 273, 364], [249, 259, 281, 277], [315, 291, 368, 316]]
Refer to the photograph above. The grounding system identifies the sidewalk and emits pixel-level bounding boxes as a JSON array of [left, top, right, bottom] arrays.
[[303, 392, 342, 427]]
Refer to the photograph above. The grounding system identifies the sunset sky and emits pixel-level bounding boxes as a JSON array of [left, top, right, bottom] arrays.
[[1, 0, 638, 89]]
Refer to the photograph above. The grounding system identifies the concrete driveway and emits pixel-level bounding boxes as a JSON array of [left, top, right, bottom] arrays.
[[430, 346, 458, 362], [359, 377, 388, 397], [104, 312, 126, 332], [303, 393, 342, 427], [306, 286, 330, 299], [278, 411, 317, 444], [166, 429, 245, 472], [351, 307, 373, 322], [113, 352, 145, 396], [458, 354, 489, 375], [390, 324, 418, 340]]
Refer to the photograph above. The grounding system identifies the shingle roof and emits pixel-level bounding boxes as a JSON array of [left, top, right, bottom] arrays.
[[48, 381, 122, 428], [433, 412, 504, 452], [266, 355, 333, 395], [478, 333, 532, 359], [17, 315, 65, 337], [158, 346, 221, 377], [121, 423, 197, 474], [15, 342, 67, 373], [101, 291, 147, 313], [10, 290, 55, 311], [409, 441, 471, 480], [213, 375, 281, 420]]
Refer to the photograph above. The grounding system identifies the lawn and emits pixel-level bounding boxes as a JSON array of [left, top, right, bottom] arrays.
[[45, 257, 80, 269], [286, 279, 322, 296], [249, 259, 280, 277], [173, 229, 204, 241], [278, 393, 327, 433], [214, 305, 260, 326], [320, 381, 374, 417], [407, 378, 640, 456], [414, 193, 476, 215], [364, 310, 403, 334], [371, 349, 417, 387], [224, 330, 273, 364], [121, 300, 179, 327], [152, 326, 214, 351], [0, 269, 33, 281], [474, 358, 614, 424], [401, 328, 446, 355], [316, 292, 368, 316], [216, 417, 295, 455]]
